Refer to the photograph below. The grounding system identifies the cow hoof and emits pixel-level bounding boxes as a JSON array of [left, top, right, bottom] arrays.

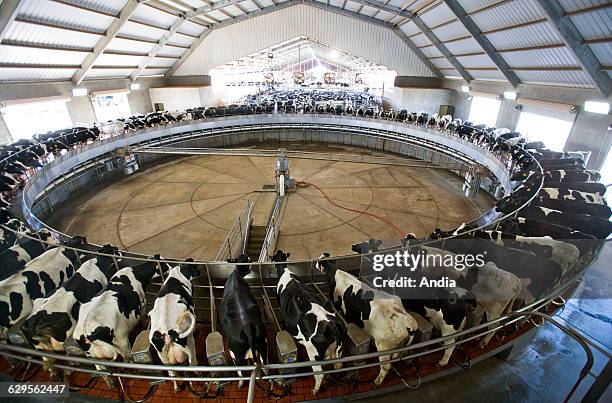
[[312, 388, 319, 396], [237, 380, 244, 390], [435, 361, 449, 368]]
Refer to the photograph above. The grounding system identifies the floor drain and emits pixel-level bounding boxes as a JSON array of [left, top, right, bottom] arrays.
[[262, 184, 275, 190]]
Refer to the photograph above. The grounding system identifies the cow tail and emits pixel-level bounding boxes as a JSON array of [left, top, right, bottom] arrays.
[[177, 311, 196, 339], [245, 323, 264, 364]]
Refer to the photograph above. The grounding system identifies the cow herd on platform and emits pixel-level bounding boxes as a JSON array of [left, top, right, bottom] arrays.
[[0, 90, 609, 395]]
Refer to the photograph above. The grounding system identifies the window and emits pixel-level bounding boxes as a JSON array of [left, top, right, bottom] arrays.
[[91, 93, 131, 122], [467, 96, 501, 127], [516, 108, 575, 152], [599, 143, 612, 187], [1, 99, 72, 142]]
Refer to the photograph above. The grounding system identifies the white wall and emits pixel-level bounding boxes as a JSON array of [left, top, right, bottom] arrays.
[[175, 4, 436, 77], [149, 87, 203, 111], [388, 87, 455, 115]]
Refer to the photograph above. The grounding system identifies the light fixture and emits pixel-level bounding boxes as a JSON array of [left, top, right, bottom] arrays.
[[584, 101, 610, 114], [330, 50, 339, 60], [503, 91, 517, 100], [461, 85, 470, 93], [130, 83, 141, 90], [72, 88, 88, 97]]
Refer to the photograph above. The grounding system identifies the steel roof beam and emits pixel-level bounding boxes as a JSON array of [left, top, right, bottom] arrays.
[[72, 0, 148, 85], [348, 0, 413, 18], [411, 14, 473, 82], [164, 29, 211, 76], [443, 0, 520, 87], [186, 0, 246, 19], [0, 0, 24, 43], [536, 0, 612, 97], [393, 27, 444, 78], [130, 17, 185, 80]]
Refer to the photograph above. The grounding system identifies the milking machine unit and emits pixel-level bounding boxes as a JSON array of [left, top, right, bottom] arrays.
[[275, 149, 295, 197], [256, 263, 295, 398]]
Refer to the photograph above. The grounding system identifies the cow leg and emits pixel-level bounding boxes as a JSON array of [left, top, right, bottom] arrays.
[[229, 348, 249, 389], [437, 319, 465, 367], [95, 365, 115, 389], [373, 340, 393, 386], [43, 357, 59, 380], [480, 299, 514, 348]]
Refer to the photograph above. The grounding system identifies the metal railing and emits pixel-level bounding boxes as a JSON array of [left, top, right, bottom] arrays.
[[10, 116, 536, 266], [214, 200, 253, 261], [258, 195, 283, 262]]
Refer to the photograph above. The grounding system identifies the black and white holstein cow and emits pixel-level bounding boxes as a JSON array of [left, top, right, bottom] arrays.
[[316, 252, 417, 386], [149, 259, 199, 392], [0, 218, 27, 254], [73, 256, 166, 365], [539, 187, 606, 205], [220, 254, 268, 389], [272, 250, 346, 395], [472, 230, 580, 276], [417, 246, 520, 348], [0, 229, 58, 281], [518, 206, 612, 239], [544, 169, 601, 183], [0, 237, 89, 339], [21, 245, 120, 377]]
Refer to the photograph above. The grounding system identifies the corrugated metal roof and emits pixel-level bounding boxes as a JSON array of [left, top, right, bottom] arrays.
[[515, 70, 594, 88], [119, 21, 166, 42], [168, 33, 196, 47], [0, 67, 77, 82], [456, 0, 504, 15], [470, 0, 546, 32], [444, 37, 483, 54], [131, 4, 180, 29], [86, 68, 132, 79], [469, 69, 506, 81], [500, 47, 579, 68], [430, 58, 455, 69], [140, 68, 168, 76], [93, 53, 147, 67], [558, 0, 609, 13], [18, 0, 112, 34], [72, 0, 127, 16], [432, 21, 470, 42], [410, 34, 432, 47], [486, 22, 563, 49], [0, 45, 88, 66], [399, 21, 421, 36], [158, 46, 186, 58], [419, 3, 456, 27], [106, 37, 156, 54], [568, 9, 612, 40], [455, 53, 498, 68], [590, 42, 612, 65], [181, 20, 207, 37], [4, 20, 102, 48], [149, 57, 177, 67]]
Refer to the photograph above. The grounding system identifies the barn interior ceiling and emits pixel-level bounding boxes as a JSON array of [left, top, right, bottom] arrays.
[[210, 35, 394, 73], [0, 0, 610, 96]]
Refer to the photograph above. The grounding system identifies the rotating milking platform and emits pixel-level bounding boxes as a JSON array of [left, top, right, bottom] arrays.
[[2, 114, 608, 403]]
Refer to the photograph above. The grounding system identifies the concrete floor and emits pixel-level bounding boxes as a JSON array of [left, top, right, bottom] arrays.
[[46, 142, 493, 260]]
